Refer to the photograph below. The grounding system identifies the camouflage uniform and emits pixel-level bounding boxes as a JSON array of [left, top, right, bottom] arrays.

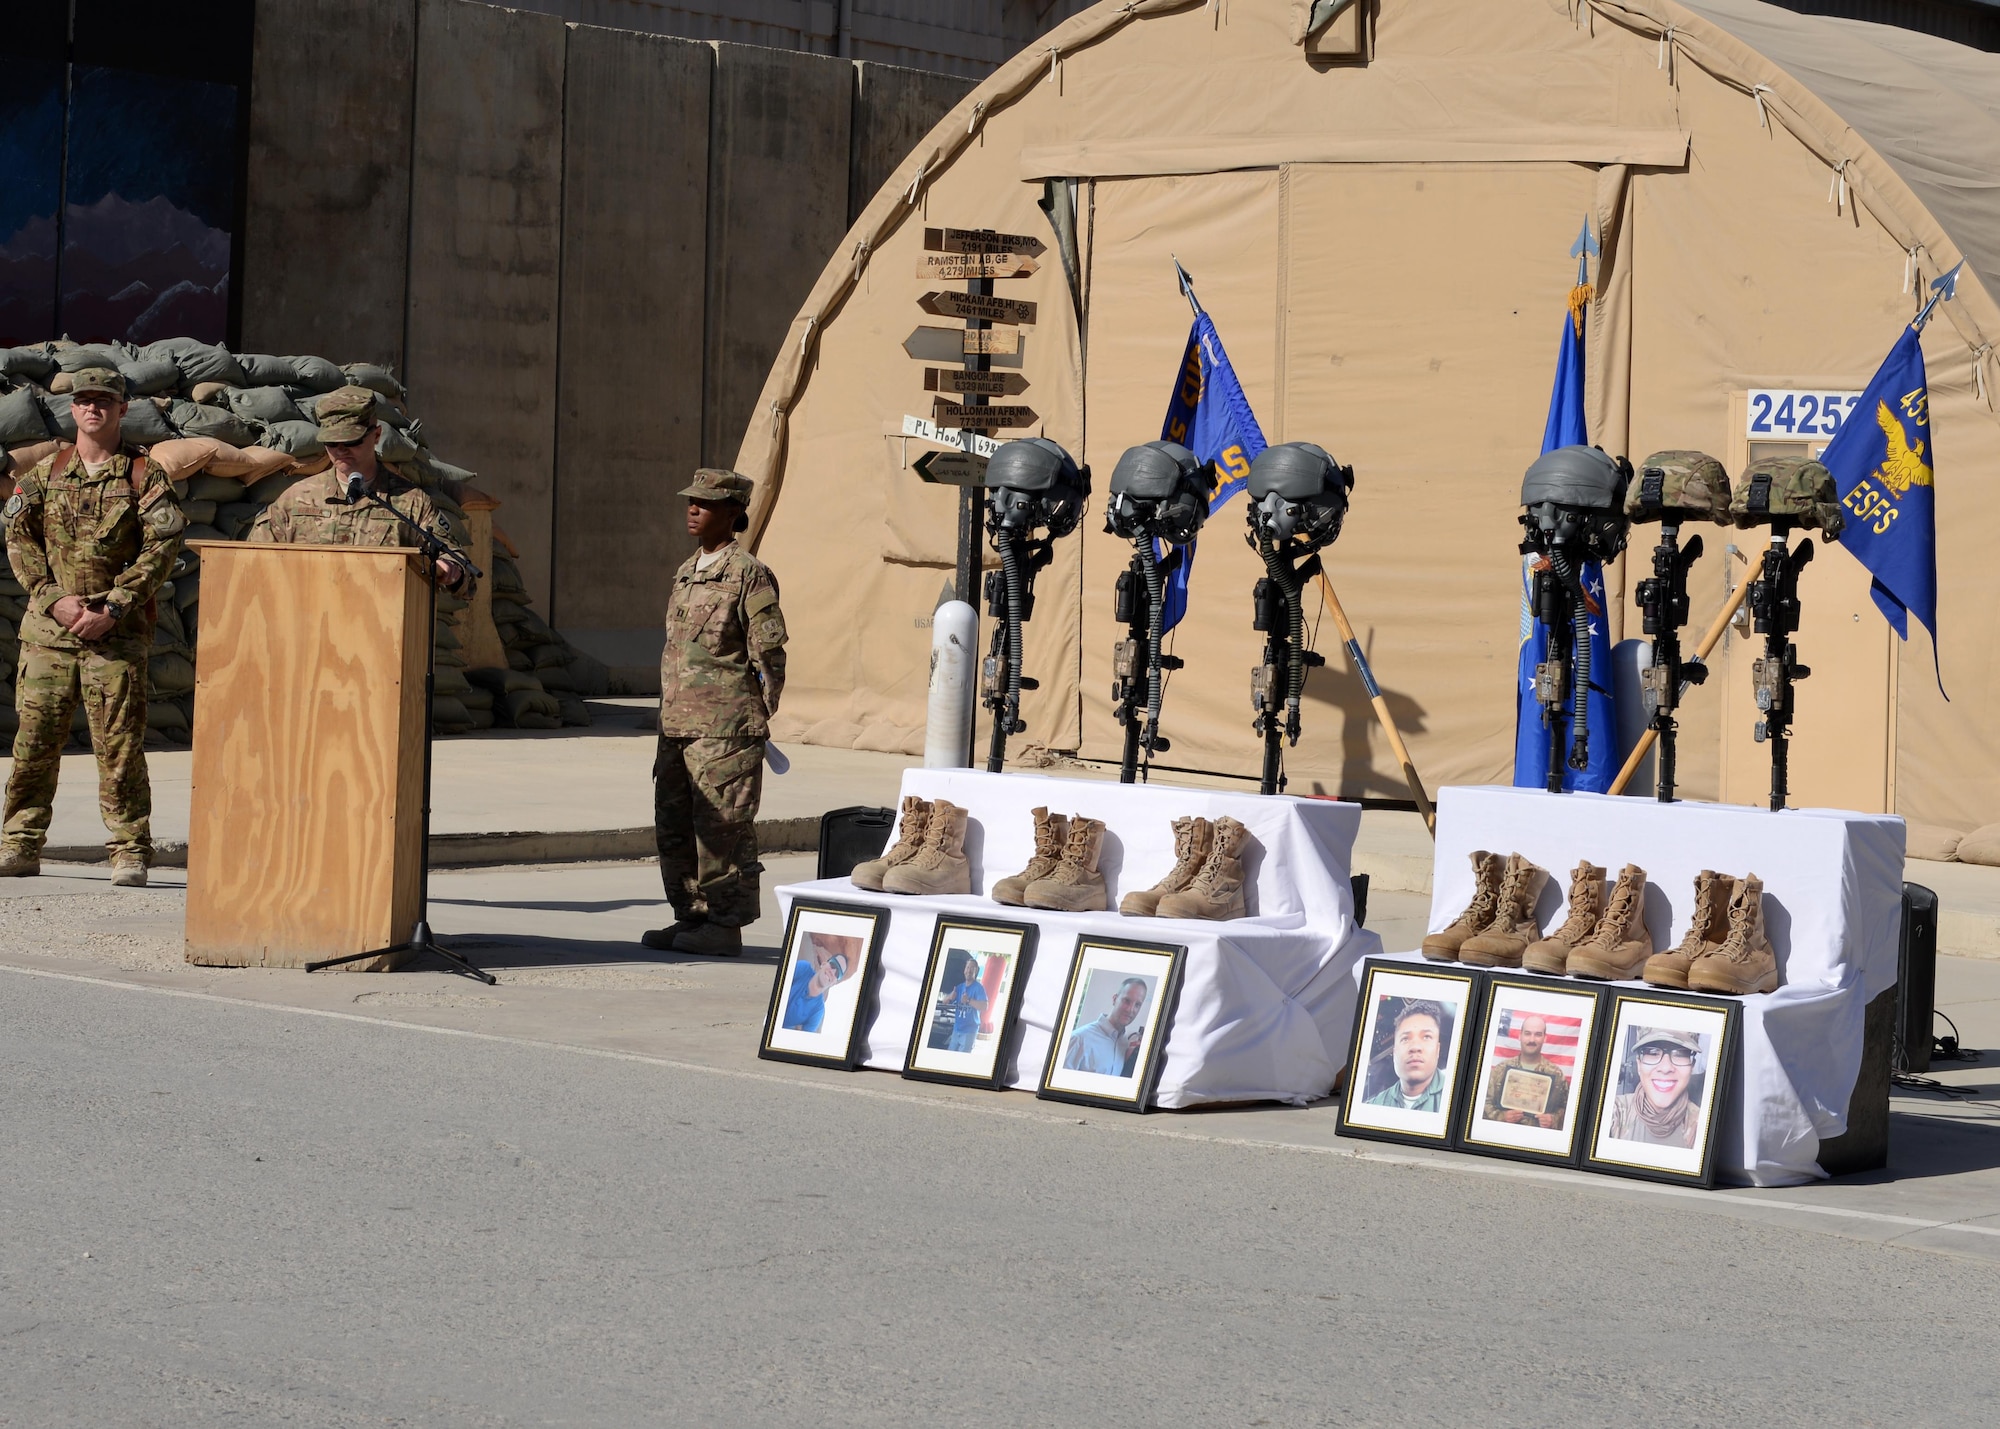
[[3, 372, 185, 865], [656, 471, 787, 930], [246, 387, 475, 596], [1482, 1052, 1572, 1126]]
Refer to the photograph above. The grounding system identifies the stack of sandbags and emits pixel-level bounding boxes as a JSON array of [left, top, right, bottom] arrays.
[[2, 336, 603, 739]]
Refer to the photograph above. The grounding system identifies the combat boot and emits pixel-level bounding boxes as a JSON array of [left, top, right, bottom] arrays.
[[671, 921, 743, 957], [1688, 873, 1779, 994], [1025, 816, 1108, 912], [1460, 854, 1551, 968], [641, 913, 706, 951], [992, 807, 1070, 906], [850, 796, 930, 890], [882, 799, 971, 896], [1421, 851, 1503, 962], [0, 847, 41, 878], [1566, 864, 1653, 980], [1523, 862, 1606, 975], [1155, 816, 1249, 921], [1119, 816, 1211, 917], [1643, 871, 1736, 989], [110, 859, 147, 889]]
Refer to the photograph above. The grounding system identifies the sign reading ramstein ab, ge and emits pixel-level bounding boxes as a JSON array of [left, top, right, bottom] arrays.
[[924, 226, 1047, 258], [916, 253, 1038, 280], [933, 400, 1037, 430], [925, 368, 1030, 397], [913, 449, 992, 487], [919, 290, 1038, 326]]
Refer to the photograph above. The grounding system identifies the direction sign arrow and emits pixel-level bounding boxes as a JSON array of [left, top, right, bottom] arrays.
[[913, 449, 992, 487], [961, 327, 1019, 355], [924, 226, 1047, 258], [933, 400, 1037, 430], [925, 367, 1029, 397], [918, 290, 1038, 326], [916, 254, 1038, 280], [902, 326, 1023, 364]]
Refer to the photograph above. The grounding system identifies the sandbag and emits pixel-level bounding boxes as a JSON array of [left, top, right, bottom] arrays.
[[423, 456, 477, 487], [173, 574, 200, 610], [458, 685, 494, 711], [173, 344, 249, 389], [244, 469, 304, 505], [0, 386, 53, 446], [117, 358, 181, 396], [491, 599, 529, 627], [120, 397, 177, 445], [259, 419, 324, 459], [371, 394, 410, 429], [1953, 822, 2000, 867], [435, 590, 469, 615], [180, 523, 227, 543], [1, 346, 58, 383], [146, 700, 190, 735], [556, 694, 592, 728], [465, 707, 496, 730], [290, 451, 332, 477], [190, 381, 232, 404], [433, 622, 463, 651], [431, 696, 474, 731], [201, 441, 293, 482], [1906, 823, 1964, 863], [47, 371, 74, 393], [184, 472, 242, 504], [169, 400, 260, 448], [504, 687, 562, 729], [149, 651, 197, 695], [56, 343, 126, 373], [566, 648, 610, 698], [288, 355, 345, 392], [178, 498, 218, 527], [147, 437, 225, 483], [236, 353, 296, 387], [7, 439, 62, 478], [506, 648, 533, 672], [342, 362, 405, 398], [434, 647, 467, 668], [465, 666, 542, 696], [228, 386, 303, 425], [376, 425, 418, 464], [532, 643, 568, 671], [433, 666, 473, 695], [215, 502, 260, 540], [40, 391, 75, 440]]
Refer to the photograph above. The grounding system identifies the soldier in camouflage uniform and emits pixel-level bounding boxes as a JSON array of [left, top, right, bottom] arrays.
[[2, 367, 185, 885], [247, 386, 475, 595], [643, 470, 787, 958]]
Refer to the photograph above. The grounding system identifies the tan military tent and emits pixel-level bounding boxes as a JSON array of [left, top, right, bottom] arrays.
[[734, 0, 2000, 833]]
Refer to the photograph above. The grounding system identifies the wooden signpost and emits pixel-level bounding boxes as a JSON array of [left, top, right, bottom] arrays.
[[914, 450, 992, 486], [932, 401, 1037, 430], [919, 291, 1039, 326], [916, 254, 1039, 280], [925, 368, 1030, 397], [924, 226, 1046, 257]]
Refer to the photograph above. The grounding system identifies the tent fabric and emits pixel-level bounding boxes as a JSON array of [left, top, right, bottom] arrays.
[[740, 0, 2000, 829]]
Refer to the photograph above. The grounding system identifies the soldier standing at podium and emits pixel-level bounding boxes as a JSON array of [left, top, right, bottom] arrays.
[[247, 386, 474, 596], [1, 366, 185, 886], [642, 470, 787, 958]]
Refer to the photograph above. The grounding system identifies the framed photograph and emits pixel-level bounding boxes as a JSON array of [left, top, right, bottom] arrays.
[[1456, 976, 1609, 1168], [1336, 960, 1482, 1148], [1037, 936, 1186, 1113], [902, 916, 1038, 1090], [1583, 991, 1740, 1188], [759, 899, 890, 1069]]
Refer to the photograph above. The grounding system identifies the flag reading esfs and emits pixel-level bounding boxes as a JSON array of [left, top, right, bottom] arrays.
[[1818, 324, 1943, 687], [1155, 312, 1266, 630]]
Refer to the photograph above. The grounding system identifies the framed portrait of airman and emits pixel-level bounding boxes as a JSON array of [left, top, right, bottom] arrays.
[[903, 915, 1038, 1090], [1583, 990, 1739, 1188], [1037, 936, 1185, 1113], [759, 899, 890, 1070], [1455, 975, 1609, 1168], [1337, 960, 1483, 1149]]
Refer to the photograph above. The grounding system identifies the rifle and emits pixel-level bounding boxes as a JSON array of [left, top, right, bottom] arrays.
[[1746, 527, 1814, 812], [1634, 522, 1705, 802]]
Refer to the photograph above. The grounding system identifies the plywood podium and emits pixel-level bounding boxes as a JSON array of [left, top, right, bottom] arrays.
[[184, 542, 429, 970]]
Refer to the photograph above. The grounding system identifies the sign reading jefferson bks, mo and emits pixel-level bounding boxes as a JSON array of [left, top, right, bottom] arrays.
[[924, 226, 1047, 258]]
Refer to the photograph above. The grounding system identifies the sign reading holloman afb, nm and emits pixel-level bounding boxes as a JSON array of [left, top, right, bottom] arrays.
[[932, 401, 1037, 430]]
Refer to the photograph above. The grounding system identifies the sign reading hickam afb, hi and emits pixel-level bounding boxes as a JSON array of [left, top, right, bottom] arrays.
[[913, 449, 993, 486], [933, 401, 1037, 430], [916, 253, 1039, 280], [925, 368, 1030, 397], [919, 290, 1038, 326], [924, 226, 1047, 258]]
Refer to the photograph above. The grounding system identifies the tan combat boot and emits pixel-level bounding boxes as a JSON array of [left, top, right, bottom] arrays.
[[1421, 851, 1503, 963], [1119, 816, 1212, 917], [1643, 871, 1736, 989], [850, 795, 930, 890], [992, 807, 1070, 906], [1688, 873, 1779, 995], [1155, 816, 1249, 921], [1024, 816, 1108, 912], [882, 799, 971, 896], [0, 847, 41, 878], [1566, 864, 1653, 980], [1460, 854, 1551, 968], [1523, 862, 1606, 975]]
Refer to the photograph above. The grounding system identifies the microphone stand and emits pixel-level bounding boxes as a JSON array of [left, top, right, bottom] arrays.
[[305, 480, 494, 984]]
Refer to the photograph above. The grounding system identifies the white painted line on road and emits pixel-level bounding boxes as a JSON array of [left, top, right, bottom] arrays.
[[7, 959, 1998, 1252]]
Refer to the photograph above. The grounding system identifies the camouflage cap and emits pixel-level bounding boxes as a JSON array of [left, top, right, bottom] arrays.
[[680, 468, 753, 505], [1630, 1027, 1701, 1056], [1628, 450, 1732, 525], [315, 384, 382, 443], [68, 366, 126, 400], [1731, 455, 1845, 538]]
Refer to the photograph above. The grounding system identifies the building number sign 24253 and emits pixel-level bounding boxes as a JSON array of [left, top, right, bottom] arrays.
[[1746, 389, 1864, 439]]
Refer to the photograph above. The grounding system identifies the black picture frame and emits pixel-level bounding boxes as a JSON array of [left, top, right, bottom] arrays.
[[1036, 935, 1186, 1114], [1336, 959, 1486, 1150], [1454, 974, 1611, 1169], [758, 898, 891, 1070], [902, 915, 1039, 1090], [1582, 989, 1741, 1189]]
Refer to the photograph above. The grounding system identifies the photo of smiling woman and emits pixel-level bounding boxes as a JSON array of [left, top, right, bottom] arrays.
[[1585, 995, 1737, 1187], [1605, 1027, 1704, 1150]]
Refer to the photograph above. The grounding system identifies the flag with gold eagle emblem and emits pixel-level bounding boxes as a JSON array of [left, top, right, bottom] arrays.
[[1819, 324, 1942, 683]]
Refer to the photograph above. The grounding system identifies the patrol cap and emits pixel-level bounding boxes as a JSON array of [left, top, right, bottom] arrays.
[[680, 468, 753, 505], [68, 366, 126, 400], [315, 385, 382, 444], [1631, 1027, 1700, 1056]]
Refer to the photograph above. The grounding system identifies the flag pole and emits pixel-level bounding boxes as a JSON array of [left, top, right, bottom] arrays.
[[1312, 571, 1435, 835], [1912, 260, 1963, 332], [1172, 255, 1204, 318]]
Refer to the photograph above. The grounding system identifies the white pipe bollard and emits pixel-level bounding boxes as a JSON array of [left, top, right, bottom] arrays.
[[923, 600, 977, 768]]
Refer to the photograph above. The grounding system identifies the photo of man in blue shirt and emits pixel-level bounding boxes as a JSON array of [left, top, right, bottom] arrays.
[[781, 939, 853, 1033], [1063, 975, 1148, 1076], [944, 956, 989, 1053]]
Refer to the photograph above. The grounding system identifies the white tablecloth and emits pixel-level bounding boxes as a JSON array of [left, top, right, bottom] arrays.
[[1414, 786, 1905, 1186], [777, 769, 1381, 1107]]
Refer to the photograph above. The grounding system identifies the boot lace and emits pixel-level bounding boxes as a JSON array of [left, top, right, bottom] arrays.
[[1718, 893, 1759, 962], [1554, 871, 1600, 940], [1672, 875, 1722, 955]]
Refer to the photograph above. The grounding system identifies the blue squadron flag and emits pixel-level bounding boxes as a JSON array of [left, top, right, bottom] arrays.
[[1818, 322, 1944, 688], [1156, 308, 1267, 630]]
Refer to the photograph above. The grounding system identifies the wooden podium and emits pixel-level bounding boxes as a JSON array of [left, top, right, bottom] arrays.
[[184, 542, 429, 970]]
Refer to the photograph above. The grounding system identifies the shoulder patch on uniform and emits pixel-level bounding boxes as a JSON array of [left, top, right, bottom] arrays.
[[3, 493, 22, 521], [746, 585, 778, 616], [146, 503, 188, 537], [138, 479, 175, 510]]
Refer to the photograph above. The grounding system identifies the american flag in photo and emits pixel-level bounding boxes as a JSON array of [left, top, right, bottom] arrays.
[[1491, 1008, 1584, 1074]]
